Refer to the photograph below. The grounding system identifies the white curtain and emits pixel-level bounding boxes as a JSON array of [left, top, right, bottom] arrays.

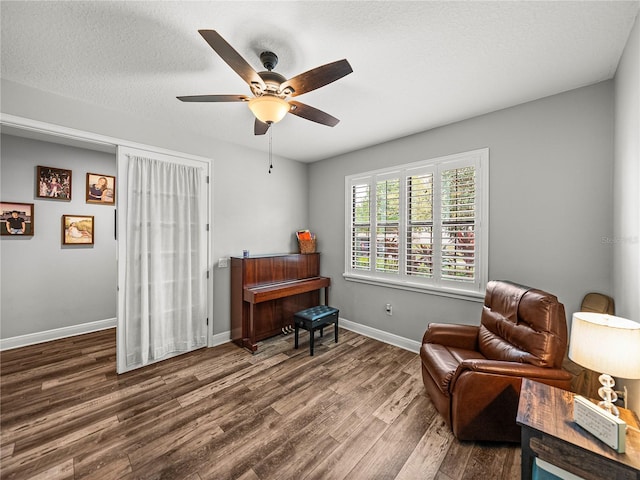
[[123, 155, 207, 370]]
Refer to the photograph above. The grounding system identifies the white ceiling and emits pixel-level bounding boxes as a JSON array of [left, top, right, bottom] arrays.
[[1, 1, 638, 162]]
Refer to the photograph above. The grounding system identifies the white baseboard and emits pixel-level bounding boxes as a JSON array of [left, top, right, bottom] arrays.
[[207, 320, 420, 353], [0, 318, 420, 355], [339, 317, 421, 353], [0, 318, 116, 351], [211, 330, 231, 347]]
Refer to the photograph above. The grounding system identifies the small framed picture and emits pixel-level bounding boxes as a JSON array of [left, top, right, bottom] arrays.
[[1, 202, 34, 236], [86, 173, 115, 205], [62, 215, 94, 245], [37, 166, 72, 200]]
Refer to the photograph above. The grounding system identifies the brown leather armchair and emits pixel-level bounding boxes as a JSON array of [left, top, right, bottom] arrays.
[[420, 280, 572, 442]]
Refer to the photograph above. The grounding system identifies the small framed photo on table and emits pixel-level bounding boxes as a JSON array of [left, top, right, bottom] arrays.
[[86, 173, 115, 205], [1, 202, 34, 236], [37, 166, 72, 200], [62, 215, 94, 245]]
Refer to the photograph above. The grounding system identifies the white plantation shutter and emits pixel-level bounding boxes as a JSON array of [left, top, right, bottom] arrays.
[[346, 149, 488, 298], [440, 165, 476, 283], [376, 177, 400, 273], [351, 181, 371, 270], [406, 170, 434, 278]]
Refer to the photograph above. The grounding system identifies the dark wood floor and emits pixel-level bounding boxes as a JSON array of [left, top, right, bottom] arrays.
[[0, 328, 520, 479]]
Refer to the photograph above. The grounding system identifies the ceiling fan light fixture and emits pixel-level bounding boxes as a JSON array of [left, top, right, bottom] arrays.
[[248, 95, 290, 124]]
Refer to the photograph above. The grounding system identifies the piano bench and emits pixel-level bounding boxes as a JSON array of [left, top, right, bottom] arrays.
[[293, 305, 339, 356]]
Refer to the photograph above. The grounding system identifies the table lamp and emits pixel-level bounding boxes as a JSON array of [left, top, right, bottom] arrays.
[[568, 312, 640, 416]]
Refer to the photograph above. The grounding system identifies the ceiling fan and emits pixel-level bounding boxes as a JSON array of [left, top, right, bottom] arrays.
[[177, 30, 353, 135]]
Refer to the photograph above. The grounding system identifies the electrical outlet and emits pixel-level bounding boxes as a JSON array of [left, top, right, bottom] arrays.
[[218, 257, 228, 268], [385, 304, 392, 316]]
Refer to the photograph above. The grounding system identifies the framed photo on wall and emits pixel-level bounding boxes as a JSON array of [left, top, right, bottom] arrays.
[[86, 173, 115, 205], [62, 215, 94, 245], [1, 202, 34, 236], [37, 166, 72, 200]]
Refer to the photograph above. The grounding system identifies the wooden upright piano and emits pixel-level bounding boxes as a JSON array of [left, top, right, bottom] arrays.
[[230, 253, 330, 352]]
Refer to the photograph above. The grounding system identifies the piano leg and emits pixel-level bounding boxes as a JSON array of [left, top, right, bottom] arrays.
[[247, 303, 258, 353]]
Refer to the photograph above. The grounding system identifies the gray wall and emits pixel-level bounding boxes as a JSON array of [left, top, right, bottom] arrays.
[[211, 149, 309, 337], [1, 80, 309, 341], [613, 14, 639, 322], [309, 81, 614, 343], [613, 14, 639, 413], [1, 134, 117, 337], [0, 55, 632, 352]]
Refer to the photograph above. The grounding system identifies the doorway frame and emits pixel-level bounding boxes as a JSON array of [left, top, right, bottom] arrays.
[[0, 113, 214, 351]]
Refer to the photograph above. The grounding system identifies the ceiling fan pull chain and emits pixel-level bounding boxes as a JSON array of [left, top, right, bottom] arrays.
[[268, 125, 274, 174]]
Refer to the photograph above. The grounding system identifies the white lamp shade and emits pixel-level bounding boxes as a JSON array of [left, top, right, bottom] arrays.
[[247, 96, 290, 124], [568, 312, 640, 379]]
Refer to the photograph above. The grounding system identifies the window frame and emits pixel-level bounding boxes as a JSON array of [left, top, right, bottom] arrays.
[[344, 148, 489, 301]]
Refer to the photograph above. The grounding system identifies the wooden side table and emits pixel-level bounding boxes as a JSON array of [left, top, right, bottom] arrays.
[[517, 378, 640, 480]]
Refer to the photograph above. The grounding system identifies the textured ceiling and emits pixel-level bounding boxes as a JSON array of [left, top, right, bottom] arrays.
[[1, 1, 638, 162]]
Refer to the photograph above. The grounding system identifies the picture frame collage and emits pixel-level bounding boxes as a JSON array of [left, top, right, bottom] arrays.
[[1, 166, 115, 244]]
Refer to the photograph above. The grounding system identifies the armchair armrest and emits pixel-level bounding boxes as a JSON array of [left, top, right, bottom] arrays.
[[423, 323, 479, 351], [452, 358, 573, 386]]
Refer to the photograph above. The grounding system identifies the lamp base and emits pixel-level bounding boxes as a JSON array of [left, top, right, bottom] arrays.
[[597, 373, 620, 417]]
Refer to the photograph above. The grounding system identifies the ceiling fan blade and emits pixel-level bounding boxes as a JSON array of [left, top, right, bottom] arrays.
[[288, 101, 340, 127], [254, 119, 270, 135], [198, 30, 266, 90], [281, 59, 352, 98], [177, 94, 249, 102]]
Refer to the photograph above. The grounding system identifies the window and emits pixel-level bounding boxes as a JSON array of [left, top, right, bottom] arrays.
[[345, 148, 488, 299]]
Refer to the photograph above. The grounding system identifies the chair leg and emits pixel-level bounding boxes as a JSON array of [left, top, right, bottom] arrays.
[[334, 320, 338, 343], [294, 324, 299, 349], [310, 328, 315, 356]]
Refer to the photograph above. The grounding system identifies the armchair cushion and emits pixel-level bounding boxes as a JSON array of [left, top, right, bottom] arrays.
[[478, 280, 567, 368]]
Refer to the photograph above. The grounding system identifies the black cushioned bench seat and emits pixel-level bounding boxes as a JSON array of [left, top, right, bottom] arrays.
[[293, 305, 339, 356]]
